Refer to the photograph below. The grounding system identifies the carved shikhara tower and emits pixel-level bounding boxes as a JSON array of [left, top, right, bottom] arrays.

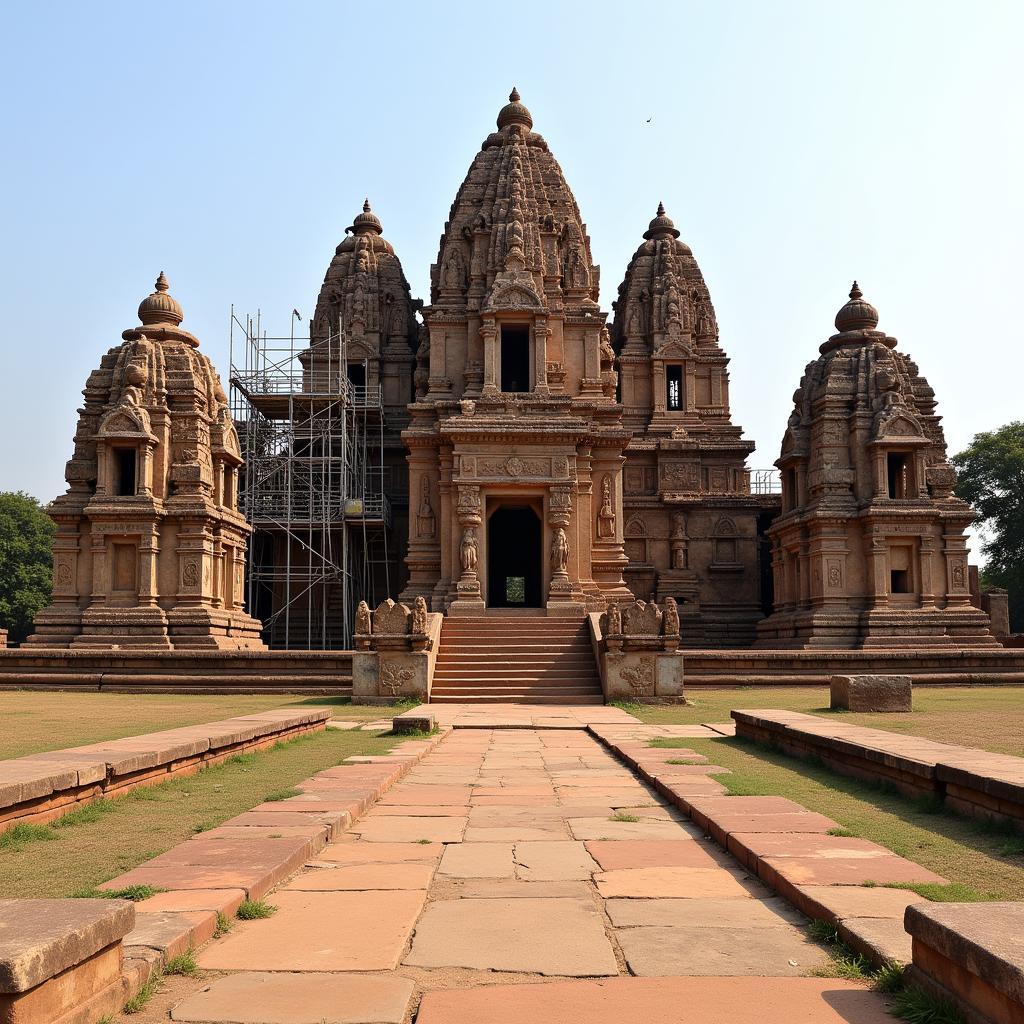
[[612, 205, 773, 644], [27, 276, 265, 649], [400, 90, 632, 614], [756, 285, 996, 648]]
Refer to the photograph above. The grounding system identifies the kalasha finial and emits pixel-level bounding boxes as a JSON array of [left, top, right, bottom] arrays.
[[350, 198, 383, 236], [643, 201, 680, 241], [657, 201, 666, 216], [834, 279, 879, 333], [138, 271, 183, 327], [363, 198, 371, 212], [497, 87, 533, 131]]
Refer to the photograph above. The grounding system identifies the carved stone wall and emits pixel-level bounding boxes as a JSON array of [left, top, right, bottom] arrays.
[[27, 276, 265, 650]]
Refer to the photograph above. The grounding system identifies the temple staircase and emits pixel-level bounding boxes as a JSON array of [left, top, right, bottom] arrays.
[[430, 615, 604, 704]]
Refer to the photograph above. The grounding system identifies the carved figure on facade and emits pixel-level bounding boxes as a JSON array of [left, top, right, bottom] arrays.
[[597, 475, 616, 539], [416, 476, 436, 539], [460, 527, 478, 574], [551, 527, 569, 576]]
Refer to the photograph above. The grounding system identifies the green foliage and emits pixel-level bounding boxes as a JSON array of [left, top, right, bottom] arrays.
[[0, 491, 55, 643], [884, 881, 996, 902], [236, 898, 276, 920], [163, 949, 197, 976], [213, 911, 232, 937], [0, 823, 57, 849], [953, 422, 1024, 630], [73, 884, 164, 901], [873, 960, 908, 993], [263, 788, 302, 802], [123, 970, 163, 1014], [610, 811, 640, 823], [891, 986, 965, 1024]]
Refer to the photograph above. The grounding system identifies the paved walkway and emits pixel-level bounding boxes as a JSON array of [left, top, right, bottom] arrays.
[[174, 720, 891, 1023]]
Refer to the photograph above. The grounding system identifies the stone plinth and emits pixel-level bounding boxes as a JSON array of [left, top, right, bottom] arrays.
[[0, 898, 134, 1024], [830, 674, 911, 712], [592, 604, 684, 703], [905, 902, 1024, 1024], [352, 598, 442, 704], [393, 711, 436, 734]]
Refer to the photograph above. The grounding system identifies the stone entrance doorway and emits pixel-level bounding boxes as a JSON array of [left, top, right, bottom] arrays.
[[487, 505, 542, 608]]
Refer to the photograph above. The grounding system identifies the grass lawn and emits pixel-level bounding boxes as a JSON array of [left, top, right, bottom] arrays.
[[671, 734, 1024, 901], [0, 727, 398, 898], [0, 691, 393, 760], [625, 685, 1024, 756]]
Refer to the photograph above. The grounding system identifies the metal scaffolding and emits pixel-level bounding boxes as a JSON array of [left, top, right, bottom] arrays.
[[229, 310, 391, 649]]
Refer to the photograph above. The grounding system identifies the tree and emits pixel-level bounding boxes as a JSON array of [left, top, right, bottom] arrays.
[[953, 422, 1024, 632], [0, 492, 55, 643]]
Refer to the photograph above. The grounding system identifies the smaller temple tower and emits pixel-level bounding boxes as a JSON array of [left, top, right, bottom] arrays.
[[756, 284, 996, 648], [611, 204, 775, 644], [27, 275, 265, 649]]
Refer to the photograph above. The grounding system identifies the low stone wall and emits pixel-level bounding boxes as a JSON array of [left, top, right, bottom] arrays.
[[733, 709, 1024, 831], [0, 709, 332, 833], [0, 727, 446, 1023], [905, 902, 1024, 1024], [0, 648, 353, 694]]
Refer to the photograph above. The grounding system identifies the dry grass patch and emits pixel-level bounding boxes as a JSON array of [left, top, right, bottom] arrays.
[[0, 691, 396, 759], [0, 728, 397, 898], [628, 685, 1024, 756]]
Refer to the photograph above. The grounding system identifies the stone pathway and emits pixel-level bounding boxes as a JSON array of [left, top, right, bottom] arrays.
[[172, 723, 891, 1023]]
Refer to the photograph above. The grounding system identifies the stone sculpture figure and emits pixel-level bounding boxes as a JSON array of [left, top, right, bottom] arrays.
[[597, 475, 616, 539], [460, 528, 478, 574], [608, 601, 622, 635], [551, 527, 569, 575], [355, 600, 372, 636], [416, 477, 436, 539], [412, 595, 428, 635], [663, 596, 680, 637]]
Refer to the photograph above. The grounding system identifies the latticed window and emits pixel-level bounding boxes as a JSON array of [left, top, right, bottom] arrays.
[[666, 365, 683, 410]]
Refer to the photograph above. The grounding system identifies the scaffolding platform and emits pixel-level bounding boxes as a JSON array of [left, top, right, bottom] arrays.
[[230, 310, 392, 650]]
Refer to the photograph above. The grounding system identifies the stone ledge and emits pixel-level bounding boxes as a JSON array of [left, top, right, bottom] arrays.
[[0, 709, 332, 831], [905, 902, 1024, 1016], [732, 708, 1024, 830], [0, 898, 134, 993]]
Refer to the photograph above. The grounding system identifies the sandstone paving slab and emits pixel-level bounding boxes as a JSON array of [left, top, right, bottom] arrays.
[[224, 811, 346, 833], [729, 833, 886, 861], [794, 884, 925, 921], [567, 817, 698, 841], [100, 865, 282, 900], [838, 916, 913, 966], [759, 854, 947, 887], [402, 896, 617, 976], [513, 841, 599, 881], [353, 816, 467, 843], [436, 879, 593, 899], [199, 890, 426, 971], [585, 839, 734, 871], [606, 896, 806, 929], [617, 924, 828, 976], [124, 910, 216, 960], [595, 866, 762, 899], [414, 976, 893, 1024], [136, 888, 246, 917], [314, 842, 441, 865], [369, 803, 469, 816], [463, 824, 569, 842], [282, 862, 436, 891], [438, 842, 515, 878], [170, 972, 415, 1023], [703, 811, 840, 835], [378, 786, 475, 804]]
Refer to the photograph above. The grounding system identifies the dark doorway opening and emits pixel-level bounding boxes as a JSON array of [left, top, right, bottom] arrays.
[[113, 447, 137, 496], [488, 505, 542, 607], [500, 325, 530, 393], [346, 362, 366, 389], [666, 364, 683, 410]]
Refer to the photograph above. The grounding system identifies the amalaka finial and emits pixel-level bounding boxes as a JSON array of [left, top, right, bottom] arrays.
[[643, 201, 680, 241], [350, 198, 383, 236]]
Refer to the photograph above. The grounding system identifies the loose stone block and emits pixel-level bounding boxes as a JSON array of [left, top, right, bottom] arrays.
[[830, 674, 912, 712], [392, 712, 435, 735]]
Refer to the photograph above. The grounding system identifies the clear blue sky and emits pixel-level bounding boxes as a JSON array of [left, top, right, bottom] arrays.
[[2, 0, 1022, 508]]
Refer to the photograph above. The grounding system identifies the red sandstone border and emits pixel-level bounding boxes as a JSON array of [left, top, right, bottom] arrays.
[[0, 709, 333, 833]]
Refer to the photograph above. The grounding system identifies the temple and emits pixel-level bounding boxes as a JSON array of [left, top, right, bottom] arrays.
[[26, 89, 998, 657], [27, 275, 265, 649]]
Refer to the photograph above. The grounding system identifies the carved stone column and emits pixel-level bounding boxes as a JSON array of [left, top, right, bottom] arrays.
[[449, 483, 485, 615], [534, 321, 549, 395], [481, 321, 498, 396]]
